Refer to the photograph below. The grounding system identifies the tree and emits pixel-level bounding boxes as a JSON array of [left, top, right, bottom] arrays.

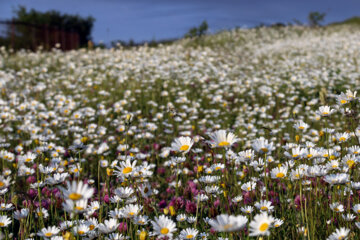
[[6, 6, 95, 50], [185, 20, 208, 38], [308, 12, 326, 27]]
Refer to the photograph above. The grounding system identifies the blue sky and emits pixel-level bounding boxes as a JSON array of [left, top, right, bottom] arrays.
[[1, 0, 359, 43]]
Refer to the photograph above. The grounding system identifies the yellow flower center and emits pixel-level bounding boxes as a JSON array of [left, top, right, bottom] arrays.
[[0, 223, 4, 226], [347, 160, 355, 168], [323, 112, 329, 115], [123, 167, 132, 174], [186, 234, 194, 239], [340, 100, 347, 104], [160, 228, 169, 235], [261, 148, 268, 153], [357, 209, 360, 213], [0, 182, 4, 187], [260, 206, 268, 211], [75, 206, 84, 211], [45, 233, 53, 237], [140, 231, 147, 240], [69, 193, 82, 201], [78, 230, 85, 235], [218, 141, 230, 147], [299, 126, 304, 130], [276, 172, 285, 178], [180, 145, 189, 151], [223, 224, 233, 230], [129, 212, 135, 216], [215, 167, 222, 171], [89, 225, 95, 230], [259, 223, 269, 232], [339, 137, 346, 142], [25, 158, 32, 162], [307, 154, 312, 158]]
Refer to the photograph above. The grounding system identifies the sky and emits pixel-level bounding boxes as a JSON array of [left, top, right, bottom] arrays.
[[0, 0, 359, 43]]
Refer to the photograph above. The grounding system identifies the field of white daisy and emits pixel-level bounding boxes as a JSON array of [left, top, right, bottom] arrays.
[[0, 23, 360, 239]]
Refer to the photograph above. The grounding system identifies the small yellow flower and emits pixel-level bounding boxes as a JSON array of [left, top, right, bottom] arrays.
[[106, 168, 114, 176], [169, 206, 176, 216], [140, 231, 147, 240]]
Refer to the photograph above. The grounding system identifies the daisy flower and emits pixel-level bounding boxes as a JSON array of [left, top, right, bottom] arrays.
[[252, 137, 275, 154], [326, 227, 350, 240], [335, 132, 350, 143], [114, 186, 134, 199], [13, 208, 29, 220], [114, 159, 138, 178], [274, 218, 284, 227], [352, 204, 360, 214], [171, 136, 194, 154], [86, 218, 99, 230], [208, 130, 239, 148], [179, 228, 199, 239], [60, 180, 94, 201], [330, 202, 344, 213], [249, 212, 275, 236], [355, 222, 360, 229], [342, 155, 358, 168], [270, 166, 288, 179], [0, 176, 11, 190], [37, 226, 60, 238], [316, 106, 336, 117], [0, 215, 11, 227], [241, 206, 254, 214], [324, 173, 349, 185], [241, 181, 256, 192], [105, 233, 126, 240], [133, 215, 149, 225], [151, 215, 177, 239], [176, 214, 188, 222], [73, 224, 90, 236], [293, 120, 309, 131], [337, 92, 350, 105], [98, 218, 119, 234], [208, 214, 248, 232], [121, 204, 142, 218], [0, 203, 13, 211], [285, 146, 306, 159], [255, 200, 274, 212], [342, 213, 356, 221]]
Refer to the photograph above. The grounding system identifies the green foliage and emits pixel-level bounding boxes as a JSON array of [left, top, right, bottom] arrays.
[[185, 20, 208, 38], [308, 11, 326, 27], [5, 6, 95, 50], [330, 16, 360, 26]]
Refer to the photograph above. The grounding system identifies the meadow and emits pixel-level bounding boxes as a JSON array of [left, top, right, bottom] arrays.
[[0, 23, 360, 239]]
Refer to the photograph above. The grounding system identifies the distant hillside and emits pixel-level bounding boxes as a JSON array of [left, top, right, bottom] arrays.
[[329, 16, 360, 26]]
